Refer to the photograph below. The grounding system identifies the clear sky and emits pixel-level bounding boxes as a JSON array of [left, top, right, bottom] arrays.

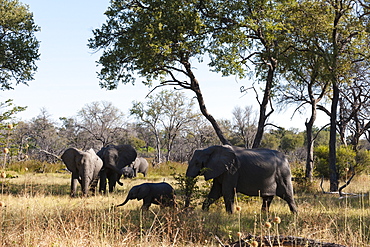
[[3, 0, 328, 129]]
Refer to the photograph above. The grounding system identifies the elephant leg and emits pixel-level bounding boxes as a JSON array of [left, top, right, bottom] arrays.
[[70, 173, 79, 197], [108, 173, 117, 193], [99, 171, 107, 194], [261, 196, 274, 212], [90, 178, 99, 196], [202, 180, 222, 211], [141, 198, 151, 211], [222, 186, 236, 214]]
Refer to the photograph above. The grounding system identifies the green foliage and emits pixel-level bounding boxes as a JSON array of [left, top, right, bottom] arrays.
[[88, 0, 207, 89], [261, 128, 304, 153], [0, 0, 40, 89], [314, 145, 370, 179]]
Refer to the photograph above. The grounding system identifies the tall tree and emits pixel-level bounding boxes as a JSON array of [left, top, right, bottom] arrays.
[[282, 0, 370, 191], [88, 0, 230, 145], [277, 1, 332, 181], [198, 0, 292, 148], [0, 0, 40, 89]]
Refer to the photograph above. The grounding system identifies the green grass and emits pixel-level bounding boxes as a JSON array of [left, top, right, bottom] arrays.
[[1, 161, 369, 246]]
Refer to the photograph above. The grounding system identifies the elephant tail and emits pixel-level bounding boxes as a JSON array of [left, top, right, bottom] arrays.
[[116, 197, 130, 207]]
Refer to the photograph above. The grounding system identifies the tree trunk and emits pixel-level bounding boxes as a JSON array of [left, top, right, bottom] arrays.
[[305, 114, 315, 181], [154, 130, 162, 163], [252, 58, 276, 148], [329, 83, 339, 191], [183, 60, 231, 146]]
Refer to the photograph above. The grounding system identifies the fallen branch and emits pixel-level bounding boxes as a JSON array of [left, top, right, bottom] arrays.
[[338, 171, 355, 197], [226, 234, 349, 247], [320, 168, 360, 198]]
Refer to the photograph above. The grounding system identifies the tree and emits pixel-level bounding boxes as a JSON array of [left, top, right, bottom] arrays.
[[159, 90, 199, 161], [198, 0, 293, 148], [231, 106, 257, 148], [310, 0, 370, 191], [131, 95, 164, 163], [88, 0, 230, 145], [130, 90, 198, 163], [0, 0, 40, 89], [77, 101, 126, 147], [27, 109, 64, 162], [338, 67, 370, 151], [277, 0, 370, 190], [276, 1, 332, 181]]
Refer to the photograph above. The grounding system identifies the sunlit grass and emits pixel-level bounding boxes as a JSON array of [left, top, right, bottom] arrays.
[[0, 163, 369, 246]]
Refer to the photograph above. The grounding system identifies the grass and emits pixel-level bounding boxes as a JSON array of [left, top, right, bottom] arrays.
[[1, 162, 369, 246]]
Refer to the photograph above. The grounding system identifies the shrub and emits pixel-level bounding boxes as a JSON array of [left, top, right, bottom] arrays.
[[314, 145, 370, 179]]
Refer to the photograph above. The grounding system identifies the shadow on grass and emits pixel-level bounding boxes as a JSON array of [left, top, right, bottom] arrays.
[[0, 180, 70, 196]]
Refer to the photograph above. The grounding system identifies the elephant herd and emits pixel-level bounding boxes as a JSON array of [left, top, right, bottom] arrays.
[[61, 144, 298, 213], [61, 144, 148, 196]]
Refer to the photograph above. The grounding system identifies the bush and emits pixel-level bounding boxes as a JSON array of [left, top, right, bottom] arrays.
[[314, 145, 370, 179], [6, 159, 65, 173]]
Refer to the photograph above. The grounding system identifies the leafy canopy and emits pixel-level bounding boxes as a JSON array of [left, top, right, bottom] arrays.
[[0, 0, 40, 90], [88, 0, 207, 90]]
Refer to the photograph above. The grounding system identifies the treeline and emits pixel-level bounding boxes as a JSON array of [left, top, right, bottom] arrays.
[[1, 90, 370, 180]]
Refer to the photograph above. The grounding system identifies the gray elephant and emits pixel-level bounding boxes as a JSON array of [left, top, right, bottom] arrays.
[[116, 182, 176, 210], [97, 144, 137, 193], [186, 145, 298, 214], [61, 147, 103, 197], [122, 166, 135, 178], [129, 157, 149, 177]]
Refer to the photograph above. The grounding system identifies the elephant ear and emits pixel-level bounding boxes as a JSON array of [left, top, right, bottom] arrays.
[[61, 148, 81, 173], [117, 145, 138, 167], [136, 184, 150, 200], [203, 145, 238, 181]]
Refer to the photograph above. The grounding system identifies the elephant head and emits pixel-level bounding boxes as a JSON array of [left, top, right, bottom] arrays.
[[186, 145, 239, 181], [61, 147, 103, 197], [116, 183, 150, 207], [97, 144, 137, 193], [122, 166, 135, 178]]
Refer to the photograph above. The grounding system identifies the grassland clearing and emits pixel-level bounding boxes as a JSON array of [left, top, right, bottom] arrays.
[[0, 162, 369, 246]]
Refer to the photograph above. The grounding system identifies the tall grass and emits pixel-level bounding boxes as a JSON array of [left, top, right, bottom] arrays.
[[1, 162, 369, 246]]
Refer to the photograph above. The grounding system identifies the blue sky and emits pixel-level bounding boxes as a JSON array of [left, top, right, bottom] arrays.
[[3, 0, 327, 129]]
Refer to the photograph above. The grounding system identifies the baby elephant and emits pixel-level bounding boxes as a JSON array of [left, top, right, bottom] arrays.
[[116, 182, 175, 210]]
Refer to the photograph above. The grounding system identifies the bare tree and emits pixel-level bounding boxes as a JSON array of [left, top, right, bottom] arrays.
[[77, 101, 126, 147], [232, 106, 257, 148]]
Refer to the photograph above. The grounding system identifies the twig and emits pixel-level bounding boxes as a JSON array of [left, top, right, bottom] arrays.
[[214, 235, 226, 247]]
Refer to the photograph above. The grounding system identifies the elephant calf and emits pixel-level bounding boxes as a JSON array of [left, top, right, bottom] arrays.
[[116, 182, 176, 210]]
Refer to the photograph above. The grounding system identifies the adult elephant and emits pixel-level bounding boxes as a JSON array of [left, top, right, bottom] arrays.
[[130, 157, 149, 177], [97, 144, 137, 193], [186, 145, 298, 214], [61, 148, 103, 197]]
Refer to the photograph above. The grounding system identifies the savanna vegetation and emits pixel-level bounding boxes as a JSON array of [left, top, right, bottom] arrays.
[[1, 162, 370, 246], [2, 0, 370, 246]]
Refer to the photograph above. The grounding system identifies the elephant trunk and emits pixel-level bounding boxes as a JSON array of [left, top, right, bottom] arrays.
[[184, 176, 197, 208], [82, 169, 90, 196], [116, 196, 130, 207]]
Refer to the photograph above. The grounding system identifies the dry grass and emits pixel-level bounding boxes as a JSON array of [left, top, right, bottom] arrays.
[[0, 169, 369, 246]]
